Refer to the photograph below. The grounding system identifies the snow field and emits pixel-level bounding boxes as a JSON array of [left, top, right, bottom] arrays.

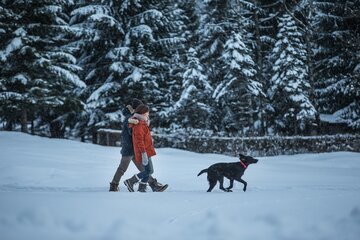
[[0, 131, 360, 240]]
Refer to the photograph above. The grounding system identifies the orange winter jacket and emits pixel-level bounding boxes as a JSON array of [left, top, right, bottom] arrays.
[[129, 118, 156, 164]]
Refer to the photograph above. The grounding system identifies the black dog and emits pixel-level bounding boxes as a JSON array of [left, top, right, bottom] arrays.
[[197, 154, 258, 192]]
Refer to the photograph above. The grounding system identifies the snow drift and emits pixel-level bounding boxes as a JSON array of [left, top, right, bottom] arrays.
[[0, 131, 359, 240]]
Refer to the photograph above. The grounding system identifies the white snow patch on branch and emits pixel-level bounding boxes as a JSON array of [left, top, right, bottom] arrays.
[[50, 66, 86, 88], [0, 37, 23, 61]]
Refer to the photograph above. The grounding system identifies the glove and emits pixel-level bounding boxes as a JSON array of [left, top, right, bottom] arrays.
[[141, 152, 149, 166]]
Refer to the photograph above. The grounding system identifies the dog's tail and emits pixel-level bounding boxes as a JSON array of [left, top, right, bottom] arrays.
[[197, 169, 208, 176]]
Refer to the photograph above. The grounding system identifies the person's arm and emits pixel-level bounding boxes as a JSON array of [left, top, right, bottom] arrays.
[[133, 124, 145, 149], [133, 127, 144, 151], [133, 125, 149, 165], [127, 118, 138, 136]]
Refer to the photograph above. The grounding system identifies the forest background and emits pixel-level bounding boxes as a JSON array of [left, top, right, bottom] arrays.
[[0, 0, 359, 141]]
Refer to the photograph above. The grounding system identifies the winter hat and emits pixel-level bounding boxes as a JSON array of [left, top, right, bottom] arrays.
[[135, 104, 150, 115], [126, 99, 143, 114], [132, 98, 143, 110]]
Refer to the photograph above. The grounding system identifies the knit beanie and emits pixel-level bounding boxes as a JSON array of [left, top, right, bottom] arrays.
[[135, 104, 150, 115], [132, 98, 143, 110]]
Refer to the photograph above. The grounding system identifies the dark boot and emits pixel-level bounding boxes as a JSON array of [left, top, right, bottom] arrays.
[[138, 182, 147, 192], [109, 182, 119, 192], [124, 175, 139, 192], [148, 178, 168, 192]]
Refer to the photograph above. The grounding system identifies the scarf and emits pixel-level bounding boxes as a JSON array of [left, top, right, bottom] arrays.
[[133, 113, 150, 126]]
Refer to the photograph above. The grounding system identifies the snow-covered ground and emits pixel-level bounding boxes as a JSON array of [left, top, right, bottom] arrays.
[[0, 131, 360, 240]]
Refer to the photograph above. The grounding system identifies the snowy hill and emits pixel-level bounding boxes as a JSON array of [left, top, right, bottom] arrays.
[[0, 131, 360, 240]]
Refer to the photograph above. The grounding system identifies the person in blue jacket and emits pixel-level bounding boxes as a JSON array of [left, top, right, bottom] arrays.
[[109, 99, 168, 192]]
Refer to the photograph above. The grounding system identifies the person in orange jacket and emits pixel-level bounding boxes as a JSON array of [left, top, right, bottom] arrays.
[[124, 104, 157, 192], [109, 99, 167, 192]]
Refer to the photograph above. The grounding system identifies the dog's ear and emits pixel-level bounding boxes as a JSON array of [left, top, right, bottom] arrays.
[[239, 154, 246, 159]]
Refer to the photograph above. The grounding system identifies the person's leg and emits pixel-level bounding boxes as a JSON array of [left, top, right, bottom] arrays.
[[109, 155, 132, 191], [147, 158, 154, 175], [133, 157, 168, 192], [123, 156, 141, 192], [136, 158, 152, 183], [135, 158, 154, 192], [111, 155, 132, 184], [132, 157, 144, 171]]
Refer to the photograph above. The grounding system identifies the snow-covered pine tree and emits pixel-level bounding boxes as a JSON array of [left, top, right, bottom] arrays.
[[175, 0, 199, 46], [0, 0, 85, 137], [269, 14, 317, 135], [159, 49, 184, 128], [229, 1, 265, 135], [198, 1, 248, 132], [157, 0, 195, 122], [122, 43, 162, 107], [226, 0, 273, 135], [119, 0, 186, 127], [313, 0, 360, 129], [160, 48, 213, 128], [213, 31, 264, 134], [246, 0, 283, 135], [0, 2, 23, 131], [288, 0, 318, 129], [197, 0, 228, 86], [70, 0, 125, 136]]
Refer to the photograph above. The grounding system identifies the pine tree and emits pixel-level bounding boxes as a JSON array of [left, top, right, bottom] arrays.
[[73, 0, 185, 134], [69, 1, 125, 136], [313, 0, 360, 129], [175, 0, 199, 46], [249, 0, 284, 135], [269, 14, 317, 135], [0, 0, 85, 137], [0, 2, 23, 131], [2, 0, 358, 138], [213, 31, 264, 134], [119, 0, 185, 127], [197, 0, 228, 85], [160, 48, 213, 128], [157, 0, 195, 121]]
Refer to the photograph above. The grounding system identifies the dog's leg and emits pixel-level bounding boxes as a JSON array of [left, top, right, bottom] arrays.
[[207, 174, 217, 192], [226, 179, 234, 192], [207, 178, 217, 192], [219, 176, 231, 192], [234, 174, 248, 192], [236, 178, 247, 192]]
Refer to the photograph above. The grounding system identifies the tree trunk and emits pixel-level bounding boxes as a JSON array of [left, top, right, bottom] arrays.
[[21, 109, 28, 133], [92, 128, 98, 144], [5, 120, 13, 131], [31, 120, 34, 135], [253, 5, 266, 136], [305, 0, 318, 135], [50, 121, 64, 138]]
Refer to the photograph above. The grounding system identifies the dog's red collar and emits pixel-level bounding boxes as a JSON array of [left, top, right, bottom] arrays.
[[239, 159, 247, 169]]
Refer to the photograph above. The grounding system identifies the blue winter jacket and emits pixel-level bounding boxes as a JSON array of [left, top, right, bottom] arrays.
[[120, 108, 134, 156]]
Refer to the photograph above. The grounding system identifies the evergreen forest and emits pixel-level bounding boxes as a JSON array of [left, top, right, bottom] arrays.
[[1, 0, 359, 139]]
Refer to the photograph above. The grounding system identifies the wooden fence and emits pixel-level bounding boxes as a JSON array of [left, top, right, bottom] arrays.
[[95, 128, 360, 156]]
